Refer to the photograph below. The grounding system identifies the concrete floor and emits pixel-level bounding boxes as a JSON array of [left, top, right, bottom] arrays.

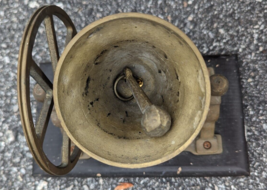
[[0, 0, 267, 189]]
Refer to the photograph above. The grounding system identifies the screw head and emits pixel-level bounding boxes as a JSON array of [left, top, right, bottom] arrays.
[[203, 141, 212, 149]]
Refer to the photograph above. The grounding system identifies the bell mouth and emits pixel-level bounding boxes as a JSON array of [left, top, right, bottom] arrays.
[[54, 13, 210, 168]]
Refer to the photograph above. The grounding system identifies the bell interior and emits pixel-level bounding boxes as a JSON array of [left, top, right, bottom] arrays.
[[55, 14, 209, 167]]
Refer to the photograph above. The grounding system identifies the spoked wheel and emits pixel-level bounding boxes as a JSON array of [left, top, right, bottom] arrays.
[[17, 5, 81, 175]]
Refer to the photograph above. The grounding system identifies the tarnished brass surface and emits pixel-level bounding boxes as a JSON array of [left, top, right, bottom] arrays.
[[53, 12, 211, 168], [114, 75, 134, 101], [186, 67, 229, 155], [17, 6, 81, 175], [124, 68, 171, 137]]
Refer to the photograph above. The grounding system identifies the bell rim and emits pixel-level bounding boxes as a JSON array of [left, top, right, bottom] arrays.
[[53, 12, 211, 168]]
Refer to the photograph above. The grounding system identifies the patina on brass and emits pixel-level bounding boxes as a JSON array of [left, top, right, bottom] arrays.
[[124, 68, 171, 137], [53, 12, 211, 168], [186, 67, 229, 155], [113, 74, 144, 101], [17, 6, 81, 175]]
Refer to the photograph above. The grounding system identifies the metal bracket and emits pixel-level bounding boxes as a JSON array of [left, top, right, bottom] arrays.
[[185, 67, 229, 155]]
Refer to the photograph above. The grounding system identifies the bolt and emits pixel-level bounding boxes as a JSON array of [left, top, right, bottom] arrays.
[[203, 141, 212, 149], [210, 74, 229, 96], [33, 84, 45, 102]]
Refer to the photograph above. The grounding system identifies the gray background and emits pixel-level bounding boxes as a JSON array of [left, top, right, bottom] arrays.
[[0, 0, 266, 189]]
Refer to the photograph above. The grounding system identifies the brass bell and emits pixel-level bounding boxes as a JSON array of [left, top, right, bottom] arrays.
[[18, 5, 229, 176]]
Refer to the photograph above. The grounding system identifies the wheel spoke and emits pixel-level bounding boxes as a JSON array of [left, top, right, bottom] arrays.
[[35, 90, 53, 145], [30, 59, 52, 91], [44, 15, 59, 72], [61, 130, 70, 166]]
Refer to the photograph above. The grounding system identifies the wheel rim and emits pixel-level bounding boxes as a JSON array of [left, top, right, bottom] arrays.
[[17, 5, 81, 176]]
